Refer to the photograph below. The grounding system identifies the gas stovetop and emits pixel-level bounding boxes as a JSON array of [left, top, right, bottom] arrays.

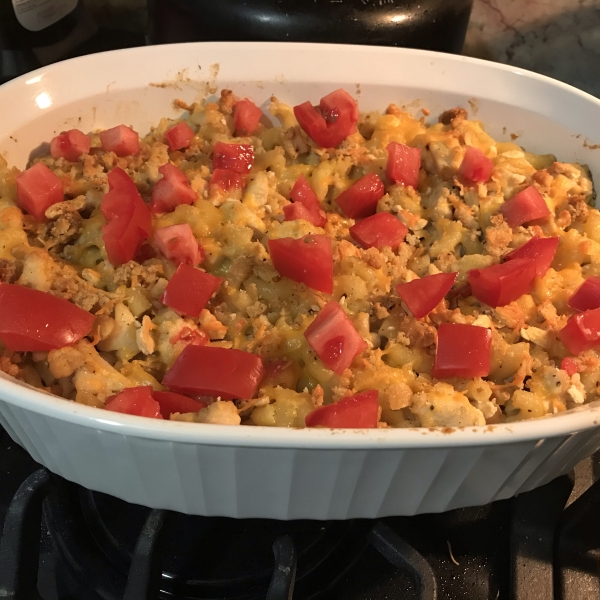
[[1, 426, 599, 600]]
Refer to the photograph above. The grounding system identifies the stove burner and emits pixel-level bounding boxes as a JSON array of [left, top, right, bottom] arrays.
[[0, 469, 435, 599]]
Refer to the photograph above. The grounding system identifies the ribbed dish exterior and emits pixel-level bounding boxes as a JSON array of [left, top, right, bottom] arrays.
[[1, 402, 599, 519]]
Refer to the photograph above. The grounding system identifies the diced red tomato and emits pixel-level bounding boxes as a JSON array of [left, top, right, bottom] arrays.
[[396, 272, 458, 319], [154, 223, 203, 266], [260, 358, 301, 389], [432, 323, 492, 379], [333, 173, 385, 219], [285, 175, 327, 227], [349, 212, 408, 250], [468, 258, 536, 308], [304, 301, 367, 375], [561, 357, 579, 377], [50, 129, 91, 162], [99, 124, 140, 157], [560, 308, 600, 355], [268, 234, 333, 294], [233, 98, 263, 136], [164, 122, 195, 151], [161, 263, 223, 317], [293, 89, 359, 148], [209, 168, 244, 193], [0, 283, 94, 352], [105, 386, 163, 419], [505, 236, 559, 278], [16, 162, 63, 221], [458, 147, 493, 183], [152, 390, 207, 419], [169, 326, 209, 347], [386, 142, 421, 188], [101, 168, 152, 265], [568, 276, 600, 312], [500, 186, 550, 228], [305, 390, 379, 428], [162, 345, 265, 400], [148, 163, 196, 214], [213, 142, 254, 174]]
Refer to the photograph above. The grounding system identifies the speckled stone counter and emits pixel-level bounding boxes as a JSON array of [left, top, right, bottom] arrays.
[[464, 0, 600, 97]]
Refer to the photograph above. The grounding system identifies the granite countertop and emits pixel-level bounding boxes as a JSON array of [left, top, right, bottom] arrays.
[[464, 0, 600, 97]]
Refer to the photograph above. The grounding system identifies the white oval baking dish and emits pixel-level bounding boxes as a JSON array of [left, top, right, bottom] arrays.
[[1, 42, 600, 519]]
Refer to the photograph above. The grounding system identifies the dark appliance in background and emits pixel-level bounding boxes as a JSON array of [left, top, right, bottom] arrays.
[[148, 0, 474, 53]]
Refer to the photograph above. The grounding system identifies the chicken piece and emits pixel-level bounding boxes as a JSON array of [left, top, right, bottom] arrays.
[[47, 340, 134, 404], [411, 382, 485, 427], [172, 400, 241, 425]]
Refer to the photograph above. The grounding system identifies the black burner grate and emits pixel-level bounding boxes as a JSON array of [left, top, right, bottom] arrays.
[[0, 469, 436, 600]]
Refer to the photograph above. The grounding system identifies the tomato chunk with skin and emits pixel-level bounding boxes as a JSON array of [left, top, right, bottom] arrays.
[[154, 223, 203, 266], [560, 308, 600, 355], [233, 98, 263, 136], [561, 357, 579, 377], [162, 345, 265, 400], [164, 122, 195, 151], [284, 175, 326, 227], [350, 212, 408, 250], [432, 323, 492, 379], [500, 186, 550, 228], [386, 142, 421, 188], [209, 168, 244, 193], [152, 390, 207, 419], [50, 129, 90, 162], [105, 387, 163, 419], [268, 234, 333, 294], [161, 263, 223, 317], [101, 168, 152, 265], [149, 163, 196, 214], [0, 283, 94, 352], [305, 390, 379, 428], [505, 236, 559, 278], [16, 162, 63, 221], [468, 258, 536, 308], [293, 89, 359, 148], [213, 142, 253, 174], [568, 276, 600, 312], [334, 173, 385, 219], [304, 301, 367, 375], [99, 124, 139, 157], [396, 272, 458, 319], [458, 146, 493, 183]]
